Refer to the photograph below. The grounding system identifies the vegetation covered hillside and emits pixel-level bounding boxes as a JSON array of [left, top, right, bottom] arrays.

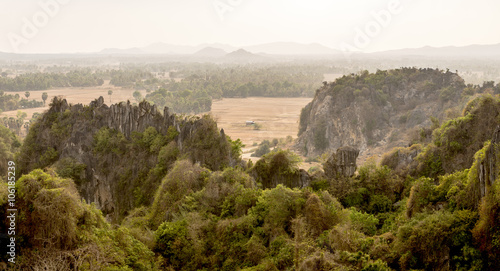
[[296, 68, 500, 158], [15, 97, 240, 221], [1, 70, 500, 270]]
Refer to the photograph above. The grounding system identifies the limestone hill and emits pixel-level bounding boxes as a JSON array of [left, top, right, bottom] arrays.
[[296, 68, 497, 159], [16, 96, 237, 221]]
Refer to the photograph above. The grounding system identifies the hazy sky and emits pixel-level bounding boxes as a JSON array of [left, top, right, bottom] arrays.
[[1, 0, 499, 53]]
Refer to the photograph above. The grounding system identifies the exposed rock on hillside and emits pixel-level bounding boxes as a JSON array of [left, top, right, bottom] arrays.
[[296, 68, 468, 157], [380, 144, 422, 177], [17, 97, 234, 221], [478, 126, 500, 198], [404, 95, 500, 178], [323, 146, 359, 178]]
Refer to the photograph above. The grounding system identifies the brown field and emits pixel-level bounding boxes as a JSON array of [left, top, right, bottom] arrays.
[[209, 97, 312, 163], [211, 97, 311, 145]]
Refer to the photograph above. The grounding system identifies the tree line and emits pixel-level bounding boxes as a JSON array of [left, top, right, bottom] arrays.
[[0, 70, 104, 91]]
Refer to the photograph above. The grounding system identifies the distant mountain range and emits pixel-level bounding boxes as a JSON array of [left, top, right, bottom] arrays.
[[96, 42, 500, 58], [1, 42, 499, 58], [98, 42, 341, 55]]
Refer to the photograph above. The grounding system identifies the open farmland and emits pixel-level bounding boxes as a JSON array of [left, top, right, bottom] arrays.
[[209, 97, 312, 162]]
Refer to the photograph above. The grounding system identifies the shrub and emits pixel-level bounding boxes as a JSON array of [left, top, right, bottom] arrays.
[[349, 208, 379, 236], [149, 160, 208, 228], [252, 142, 271, 157], [54, 157, 87, 185]]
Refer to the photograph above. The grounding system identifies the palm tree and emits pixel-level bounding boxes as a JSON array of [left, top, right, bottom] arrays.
[[108, 90, 113, 103], [42, 92, 48, 106], [24, 91, 30, 99]]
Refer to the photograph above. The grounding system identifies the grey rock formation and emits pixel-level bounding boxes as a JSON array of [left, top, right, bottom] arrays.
[[37, 96, 231, 220], [478, 126, 500, 198], [380, 144, 422, 176], [295, 69, 466, 157], [255, 168, 310, 189], [323, 146, 359, 178]]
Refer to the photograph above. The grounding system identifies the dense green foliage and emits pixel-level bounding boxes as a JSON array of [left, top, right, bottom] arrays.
[[15, 97, 237, 222], [0, 125, 21, 178], [109, 69, 157, 88], [0, 169, 155, 270], [165, 65, 323, 98], [145, 88, 212, 114], [0, 91, 43, 112], [0, 70, 104, 91], [415, 95, 500, 177], [2, 68, 500, 270], [140, 65, 323, 113]]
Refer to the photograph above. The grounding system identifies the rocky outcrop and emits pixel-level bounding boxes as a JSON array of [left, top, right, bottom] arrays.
[[253, 168, 310, 189], [380, 144, 422, 176], [295, 68, 466, 157], [478, 126, 500, 198], [20, 97, 233, 220], [323, 147, 359, 178], [251, 150, 311, 189]]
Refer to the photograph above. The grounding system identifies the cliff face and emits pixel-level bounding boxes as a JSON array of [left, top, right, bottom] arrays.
[[18, 97, 233, 220], [323, 146, 359, 179], [296, 68, 466, 158], [478, 126, 500, 198]]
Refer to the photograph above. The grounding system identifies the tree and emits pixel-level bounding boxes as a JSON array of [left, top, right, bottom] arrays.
[[42, 92, 48, 106], [133, 90, 142, 102], [108, 90, 113, 103], [17, 110, 27, 122], [24, 91, 30, 99]]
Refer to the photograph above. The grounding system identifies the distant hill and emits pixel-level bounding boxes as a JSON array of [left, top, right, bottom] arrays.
[[224, 49, 267, 62], [129, 42, 236, 55], [193, 47, 227, 57], [226, 49, 256, 57], [96, 42, 340, 55]]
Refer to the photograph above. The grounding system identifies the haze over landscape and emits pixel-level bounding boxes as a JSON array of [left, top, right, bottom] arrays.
[[1, 0, 500, 54], [2, 1, 500, 270]]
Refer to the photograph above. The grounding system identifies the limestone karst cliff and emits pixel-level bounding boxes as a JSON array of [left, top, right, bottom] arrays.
[[296, 68, 468, 158], [17, 96, 235, 221], [382, 94, 500, 179], [477, 126, 500, 199], [323, 146, 359, 179]]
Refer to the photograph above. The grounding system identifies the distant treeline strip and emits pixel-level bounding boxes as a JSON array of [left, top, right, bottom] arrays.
[[0, 71, 104, 91]]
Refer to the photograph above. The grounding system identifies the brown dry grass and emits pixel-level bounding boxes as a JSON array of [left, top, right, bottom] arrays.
[[211, 97, 311, 146], [209, 97, 312, 162]]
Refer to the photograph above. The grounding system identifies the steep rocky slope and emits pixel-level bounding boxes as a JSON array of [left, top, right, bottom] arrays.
[[296, 68, 470, 158], [17, 96, 235, 220], [382, 94, 500, 179]]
